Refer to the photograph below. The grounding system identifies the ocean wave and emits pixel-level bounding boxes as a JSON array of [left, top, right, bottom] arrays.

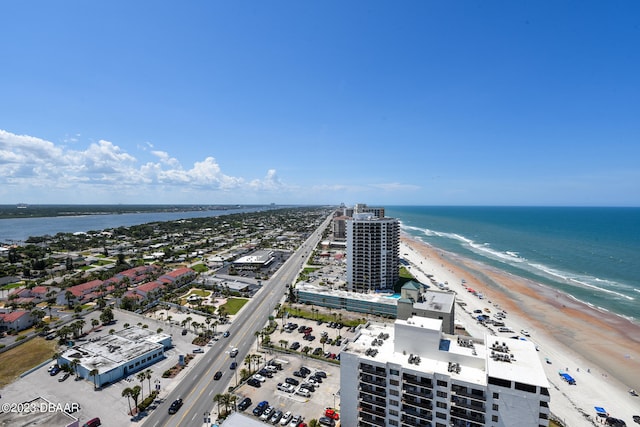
[[401, 223, 635, 303]]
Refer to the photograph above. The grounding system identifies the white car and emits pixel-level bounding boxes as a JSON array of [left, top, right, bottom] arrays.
[[260, 406, 273, 421], [295, 388, 311, 398], [280, 411, 292, 425], [520, 329, 531, 337], [289, 415, 302, 427], [277, 383, 295, 393], [252, 373, 266, 382]]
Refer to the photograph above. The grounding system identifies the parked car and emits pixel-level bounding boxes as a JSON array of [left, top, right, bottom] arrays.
[[285, 377, 299, 386], [318, 416, 336, 427], [238, 397, 252, 411], [258, 368, 273, 378], [325, 408, 340, 420], [168, 398, 183, 414], [315, 371, 327, 378], [181, 329, 188, 335], [293, 370, 306, 378], [247, 378, 261, 387], [252, 373, 266, 382], [49, 366, 61, 376], [520, 329, 531, 337], [253, 401, 268, 416], [260, 406, 274, 421], [81, 418, 101, 427], [299, 366, 311, 375], [58, 372, 70, 382], [277, 383, 295, 393], [295, 388, 311, 397], [280, 411, 293, 425], [270, 410, 283, 424], [193, 348, 204, 353], [288, 415, 302, 427], [290, 342, 300, 350]]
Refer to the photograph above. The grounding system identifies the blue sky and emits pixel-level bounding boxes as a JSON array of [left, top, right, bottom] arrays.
[[1, 1, 639, 206]]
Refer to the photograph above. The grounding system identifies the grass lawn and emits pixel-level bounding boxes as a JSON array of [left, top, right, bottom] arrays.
[[0, 337, 59, 388], [191, 263, 208, 273], [222, 297, 249, 315], [185, 289, 211, 298]]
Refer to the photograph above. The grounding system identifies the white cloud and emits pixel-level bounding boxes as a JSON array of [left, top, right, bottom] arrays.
[[0, 129, 289, 202]]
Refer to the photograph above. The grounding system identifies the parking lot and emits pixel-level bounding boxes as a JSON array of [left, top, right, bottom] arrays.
[[232, 352, 341, 426], [226, 317, 357, 425], [0, 307, 221, 426]]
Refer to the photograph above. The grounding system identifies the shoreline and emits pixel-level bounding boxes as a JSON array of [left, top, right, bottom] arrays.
[[400, 233, 640, 424]]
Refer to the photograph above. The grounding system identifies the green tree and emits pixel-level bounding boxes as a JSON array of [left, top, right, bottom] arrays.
[[100, 307, 114, 324], [89, 368, 99, 389], [137, 371, 146, 400], [122, 387, 133, 415], [130, 385, 142, 412]]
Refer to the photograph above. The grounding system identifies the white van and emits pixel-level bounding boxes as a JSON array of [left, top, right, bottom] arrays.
[[498, 327, 513, 333]]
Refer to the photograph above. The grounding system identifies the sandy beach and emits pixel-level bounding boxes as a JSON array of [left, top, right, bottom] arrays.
[[400, 235, 640, 426]]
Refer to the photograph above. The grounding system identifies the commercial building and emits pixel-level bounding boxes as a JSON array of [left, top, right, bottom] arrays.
[[346, 214, 400, 293], [340, 317, 550, 427], [58, 326, 172, 388], [232, 250, 275, 272]]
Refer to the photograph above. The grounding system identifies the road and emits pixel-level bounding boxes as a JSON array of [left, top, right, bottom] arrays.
[[143, 213, 332, 427]]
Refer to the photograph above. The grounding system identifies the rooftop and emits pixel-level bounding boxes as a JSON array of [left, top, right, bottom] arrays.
[[344, 316, 549, 389]]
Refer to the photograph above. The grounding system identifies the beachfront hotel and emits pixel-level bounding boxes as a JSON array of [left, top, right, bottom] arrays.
[[346, 213, 400, 293], [340, 316, 550, 427]]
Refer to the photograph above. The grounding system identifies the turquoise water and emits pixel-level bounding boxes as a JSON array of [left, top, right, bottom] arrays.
[[385, 206, 640, 323]]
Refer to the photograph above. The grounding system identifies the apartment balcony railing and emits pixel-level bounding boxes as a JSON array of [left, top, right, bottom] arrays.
[[450, 385, 486, 401]]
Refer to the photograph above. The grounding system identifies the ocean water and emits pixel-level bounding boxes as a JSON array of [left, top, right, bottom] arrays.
[[385, 206, 640, 323]]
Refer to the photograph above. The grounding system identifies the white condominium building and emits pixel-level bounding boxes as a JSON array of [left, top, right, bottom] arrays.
[[346, 214, 400, 293], [340, 317, 550, 427]]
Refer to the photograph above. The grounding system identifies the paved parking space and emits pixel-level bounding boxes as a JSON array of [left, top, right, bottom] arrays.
[[232, 353, 341, 425], [0, 308, 218, 426]]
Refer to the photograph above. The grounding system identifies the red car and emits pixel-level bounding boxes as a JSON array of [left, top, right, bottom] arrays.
[[325, 408, 340, 420]]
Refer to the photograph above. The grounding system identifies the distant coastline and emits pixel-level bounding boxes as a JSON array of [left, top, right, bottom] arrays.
[[0, 204, 270, 220]]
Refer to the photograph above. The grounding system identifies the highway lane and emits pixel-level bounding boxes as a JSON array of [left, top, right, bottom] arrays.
[[143, 213, 332, 427]]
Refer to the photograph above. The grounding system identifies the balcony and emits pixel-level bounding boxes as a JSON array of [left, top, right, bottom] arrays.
[[402, 396, 433, 411], [403, 374, 433, 388], [402, 405, 433, 420], [360, 364, 387, 377], [360, 384, 386, 398], [360, 403, 385, 418], [450, 385, 486, 401], [401, 414, 432, 427], [359, 412, 386, 427], [361, 374, 387, 388], [450, 407, 486, 425], [359, 393, 386, 407], [450, 397, 485, 413], [403, 384, 433, 398]]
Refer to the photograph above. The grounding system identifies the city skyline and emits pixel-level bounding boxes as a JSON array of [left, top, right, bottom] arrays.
[[1, 2, 639, 207]]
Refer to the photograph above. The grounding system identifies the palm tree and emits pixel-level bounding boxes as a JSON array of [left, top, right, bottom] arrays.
[[70, 358, 80, 379], [254, 330, 261, 351], [130, 385, 142, 413], [91, 318, 100, 330], [244, 355, 252, 372], [145, 369, 153, 395], [136, 371, 146, 400], [213, 393, 224, 416], [122, 387, 133, 415], [89, 368, 99, 389]]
